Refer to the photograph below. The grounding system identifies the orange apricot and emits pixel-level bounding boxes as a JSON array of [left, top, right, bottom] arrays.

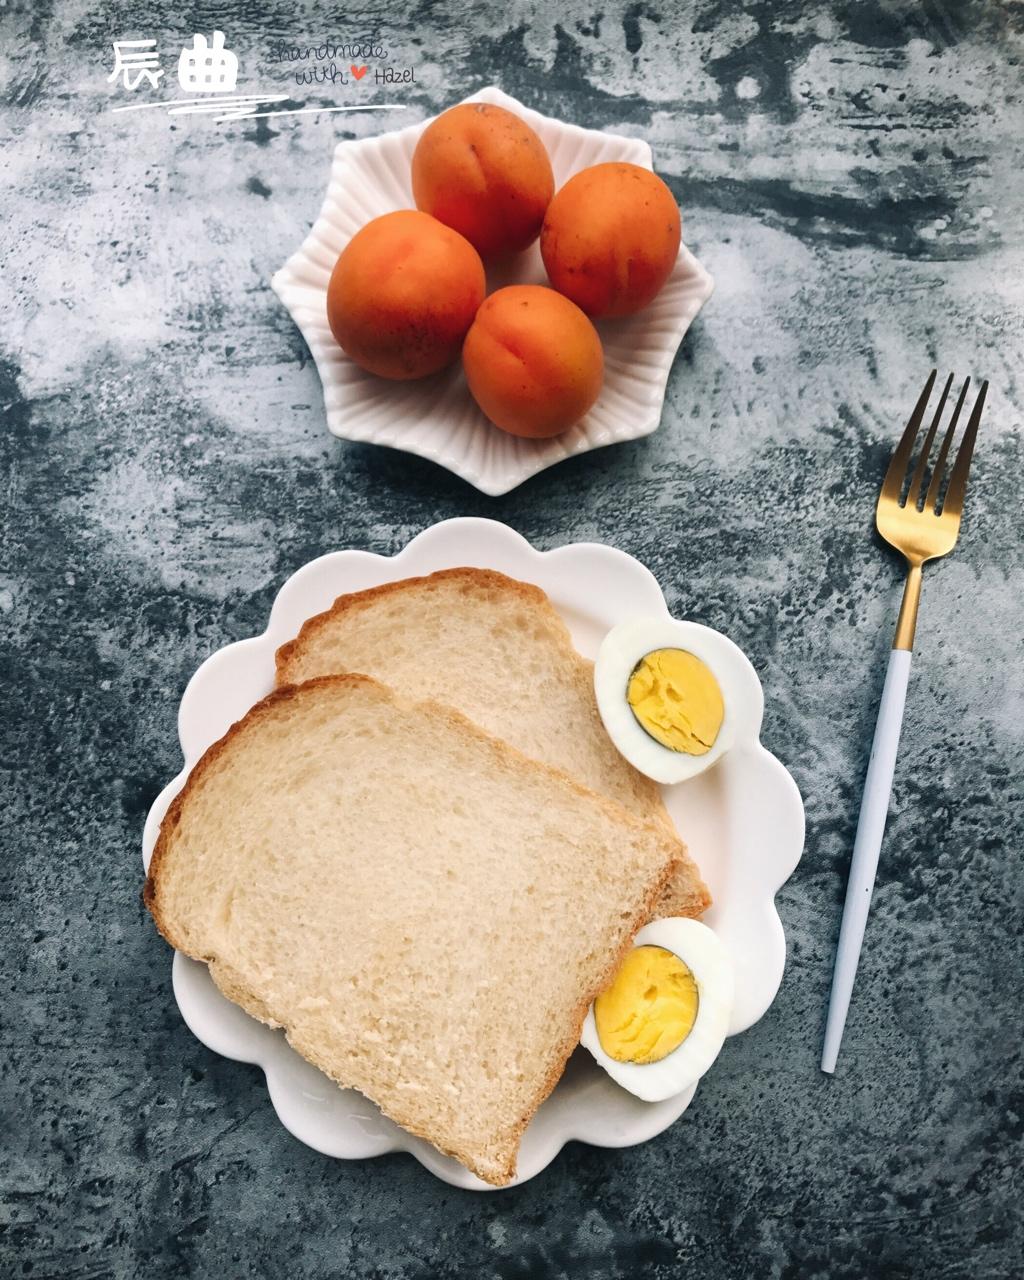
[[462, 285, 604, 438], [326, 210, 485, 380], [540, 162, 681, 317], [412, 103, 554, 260]]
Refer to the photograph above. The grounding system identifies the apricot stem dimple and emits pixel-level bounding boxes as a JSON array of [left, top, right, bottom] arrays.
[[326, 210, 485, 380], [463, 285, 603, 438], [412, 101, 554, 258]]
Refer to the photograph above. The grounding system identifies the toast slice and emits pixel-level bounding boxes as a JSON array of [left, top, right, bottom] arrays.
[[275, 568, 710, 918], [145, 674, 680, 1186]]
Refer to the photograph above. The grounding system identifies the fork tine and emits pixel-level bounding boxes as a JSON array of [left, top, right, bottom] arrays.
[[880, 369, 936, 504], [924, 377, 970, 512], [941, 380, 988, 519], [907, 372, 952, 507]]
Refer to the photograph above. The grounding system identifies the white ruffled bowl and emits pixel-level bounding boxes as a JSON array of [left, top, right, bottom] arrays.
[[271, 86, 714, 495]]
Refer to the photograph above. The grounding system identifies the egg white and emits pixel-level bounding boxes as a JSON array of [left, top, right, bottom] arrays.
[[594, 616, 755, 785], [580, 919, 734, 1102]]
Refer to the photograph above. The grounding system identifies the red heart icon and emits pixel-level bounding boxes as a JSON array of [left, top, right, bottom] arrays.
[[351, 65, 368, 80]]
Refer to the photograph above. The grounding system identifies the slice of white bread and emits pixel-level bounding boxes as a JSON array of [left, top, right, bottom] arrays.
[[145, 674, 680, 1186], [274, 568, 711, 918]]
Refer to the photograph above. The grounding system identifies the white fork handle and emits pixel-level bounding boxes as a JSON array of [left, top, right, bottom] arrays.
[[821, 648, 912, 1074]]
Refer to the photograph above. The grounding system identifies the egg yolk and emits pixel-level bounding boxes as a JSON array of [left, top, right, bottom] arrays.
[[595, 945, 699, 1064], [626, 648, 724, 756]]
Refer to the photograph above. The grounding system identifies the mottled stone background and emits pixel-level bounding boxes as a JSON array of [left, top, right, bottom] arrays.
[[2, 1, 1022, 1276]]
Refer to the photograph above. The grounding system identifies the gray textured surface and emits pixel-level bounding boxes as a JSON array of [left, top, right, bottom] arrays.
[[2, 1, 1023, 1276]]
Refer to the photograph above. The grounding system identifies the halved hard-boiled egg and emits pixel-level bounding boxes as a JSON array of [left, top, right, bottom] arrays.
[[595, 616, 763, 785], [580, 918, 734, 1101]]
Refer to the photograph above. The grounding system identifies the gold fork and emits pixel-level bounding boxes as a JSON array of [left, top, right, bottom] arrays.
[[821, 370, 988, 1074]]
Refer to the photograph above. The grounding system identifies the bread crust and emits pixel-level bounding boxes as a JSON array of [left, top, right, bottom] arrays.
[[145, 673, 681, 1185], [272, 567, 711, 919], [274, 567, 557, 686]]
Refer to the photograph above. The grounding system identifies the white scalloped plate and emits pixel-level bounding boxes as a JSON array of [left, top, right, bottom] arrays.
[[142, 519, 803, 1189], [271, 86, 714, 496]]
